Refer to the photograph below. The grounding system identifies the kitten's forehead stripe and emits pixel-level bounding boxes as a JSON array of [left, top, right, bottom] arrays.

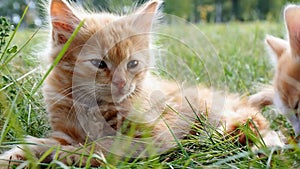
[[108, 41, 131, 66], [105, 35, 148, 66]]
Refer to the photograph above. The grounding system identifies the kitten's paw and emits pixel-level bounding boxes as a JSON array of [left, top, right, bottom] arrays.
[[251, 130, 285, 153], [249, 88, 274, 108], [223, 115, 268, 146], [54, 145, 103, 167], [262, 131, 285, 147], [0, 147, 26, 169]]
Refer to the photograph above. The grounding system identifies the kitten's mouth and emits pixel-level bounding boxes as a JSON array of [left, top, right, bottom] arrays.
[[112, 87, 129, 95], [111, 85, 135, 102]]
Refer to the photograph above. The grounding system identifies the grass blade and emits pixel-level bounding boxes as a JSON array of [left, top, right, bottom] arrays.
[[0, 3, 29, 62], [2, 28, 41, 67], [213, 151, 250, 166], [31, 20, 85, 95], [161, 107, 189, 160]]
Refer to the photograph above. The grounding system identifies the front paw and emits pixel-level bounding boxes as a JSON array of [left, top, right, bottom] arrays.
[[0, 147, 26, 169], [52, 145, 103, 167], [249, 88, 274, 108], [261, 131, 285, 148]]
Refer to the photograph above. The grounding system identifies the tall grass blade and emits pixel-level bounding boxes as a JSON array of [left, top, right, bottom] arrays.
[[31, 20, 85, 95], [0, 4, 29, 62], [161, 107, 189, 160], [2, 28, 41, 67]]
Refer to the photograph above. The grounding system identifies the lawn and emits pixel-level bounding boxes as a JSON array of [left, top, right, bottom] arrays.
[[0, 18, 299, 168]]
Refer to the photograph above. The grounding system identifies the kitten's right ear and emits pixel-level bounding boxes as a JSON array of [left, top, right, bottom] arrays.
[[285, 5, 300, 57], [50, 0, 80, 45], [131, 0, 163, 32], [265, 35, 288, 60]]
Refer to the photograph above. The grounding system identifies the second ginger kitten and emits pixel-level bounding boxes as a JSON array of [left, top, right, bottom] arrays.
[[250, 5, 300, 137]]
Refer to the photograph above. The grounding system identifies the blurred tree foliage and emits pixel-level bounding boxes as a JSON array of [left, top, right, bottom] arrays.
[[0, 0, 27, 24], [0, 0, 300, 27]]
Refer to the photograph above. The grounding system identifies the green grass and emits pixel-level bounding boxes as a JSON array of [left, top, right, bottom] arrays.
[[1, 19, 299, 168], [198, 22, 284, 92]]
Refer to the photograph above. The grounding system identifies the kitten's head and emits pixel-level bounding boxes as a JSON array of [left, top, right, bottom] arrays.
[[47, 0, 162, 103], [265, 5, 300, 136]]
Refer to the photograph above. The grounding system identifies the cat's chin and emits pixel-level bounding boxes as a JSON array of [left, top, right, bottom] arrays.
[[97, 91, 132, 104], [111, 85, 136, 103], [112, 92, 132, 103]]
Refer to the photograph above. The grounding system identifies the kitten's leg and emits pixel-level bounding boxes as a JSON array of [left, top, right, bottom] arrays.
[[0, 136, 103, 168], [51, 144, 103, 167], [0, 136, 59, 168], [249, 86, 274, 108], [221, 104, 284, 148], [247, 87, 287, 148], [0, 146, 27, 168]]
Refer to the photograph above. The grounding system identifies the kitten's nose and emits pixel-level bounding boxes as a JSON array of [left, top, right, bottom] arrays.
[[112, 78, 126, 89]]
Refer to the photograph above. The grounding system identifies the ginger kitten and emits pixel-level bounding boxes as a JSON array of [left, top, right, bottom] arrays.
[[0, 0, 283, 167], [250, 5, 300, 137]]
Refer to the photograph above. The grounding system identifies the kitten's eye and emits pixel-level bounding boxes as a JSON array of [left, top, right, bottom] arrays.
[[127, 60, 139, 69], [91, 59, 107, 69]]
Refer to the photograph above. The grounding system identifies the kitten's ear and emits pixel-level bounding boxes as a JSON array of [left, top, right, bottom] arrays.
[[131, 0, 163, 32], [50, 0, 80, 45], [265, 35, 288, 60], [285, 5, 300, 57]]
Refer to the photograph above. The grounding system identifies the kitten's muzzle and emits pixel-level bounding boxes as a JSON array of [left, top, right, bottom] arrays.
[[112, 78, 126, 90]]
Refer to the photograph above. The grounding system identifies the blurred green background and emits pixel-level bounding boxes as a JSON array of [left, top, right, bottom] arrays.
[[1, 0, 300, 28]]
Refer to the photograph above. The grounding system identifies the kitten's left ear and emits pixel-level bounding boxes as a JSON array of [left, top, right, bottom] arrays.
[[50, 0, 80, 45], [285, 5, 300, 57], [131, 0, 163, 32]]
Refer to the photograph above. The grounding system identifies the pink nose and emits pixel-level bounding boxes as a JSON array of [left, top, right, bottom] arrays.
[[112, 78, 126, 89]]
